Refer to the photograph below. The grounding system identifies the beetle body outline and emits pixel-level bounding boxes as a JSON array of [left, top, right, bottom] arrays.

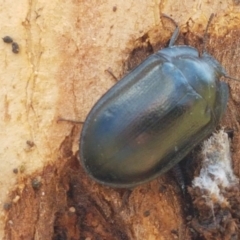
[[80, 16, 229, 188]]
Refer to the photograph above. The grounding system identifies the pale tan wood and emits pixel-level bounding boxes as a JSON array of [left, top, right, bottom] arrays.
[[1, 0, 240, 239]]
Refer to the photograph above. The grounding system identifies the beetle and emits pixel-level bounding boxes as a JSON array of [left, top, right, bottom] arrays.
[[79, 14, 233, 188]]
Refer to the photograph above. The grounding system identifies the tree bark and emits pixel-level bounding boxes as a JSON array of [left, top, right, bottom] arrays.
[[1, 1, 240, 239]]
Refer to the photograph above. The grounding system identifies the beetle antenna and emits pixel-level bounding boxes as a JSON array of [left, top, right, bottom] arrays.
[[201, 13, 215, 56], [201, 15, 240, 82], [57, 118, 84, 124], [224, 75, 240, 82], [161, 14, 180, 47]]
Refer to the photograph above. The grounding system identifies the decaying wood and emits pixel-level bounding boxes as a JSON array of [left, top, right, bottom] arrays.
[[1, 0, 240, 239]]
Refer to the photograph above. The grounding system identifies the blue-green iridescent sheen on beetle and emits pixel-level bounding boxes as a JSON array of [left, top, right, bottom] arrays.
[[79, 15, 229, 188]]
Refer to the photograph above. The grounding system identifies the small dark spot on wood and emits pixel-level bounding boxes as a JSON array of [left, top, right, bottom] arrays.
[[115, 230, 129, 240], [143, 210, 150, 217], [31, 177, 42, 190], [13, 168, 18, 174], [2, 36, 13, 43], [113, 6, 117, 12], [159, 184, 167, 193], [26, 140, 35, 147], [12, 42, 19, 54], [233, 0, 240, 5], [53, 227, 67, 240], [171, 229, 179, 238], [3, 202, 12, 211]]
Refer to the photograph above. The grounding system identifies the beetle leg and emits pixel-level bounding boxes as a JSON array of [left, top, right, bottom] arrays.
[[57, 118, 84, 124], [225, 129, 234, 140], [168, 26, 180, 47], [161, 14, 180, 47], [171, 164, 186, 195], [214, 82, 229, 122], [120, 189, 133, 211], [201, 13, 215, 56], [223, 74, 240, 82], [105, 67, 118, 82]]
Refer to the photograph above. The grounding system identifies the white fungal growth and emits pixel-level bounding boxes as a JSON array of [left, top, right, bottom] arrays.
[[192, 130, 238, 203]]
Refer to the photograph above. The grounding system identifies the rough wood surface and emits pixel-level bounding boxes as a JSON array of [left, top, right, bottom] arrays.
[[1, 1, 240, 239]]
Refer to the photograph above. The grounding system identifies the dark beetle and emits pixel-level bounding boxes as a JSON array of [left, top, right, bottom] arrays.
[[80, 15, 230, 188]]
